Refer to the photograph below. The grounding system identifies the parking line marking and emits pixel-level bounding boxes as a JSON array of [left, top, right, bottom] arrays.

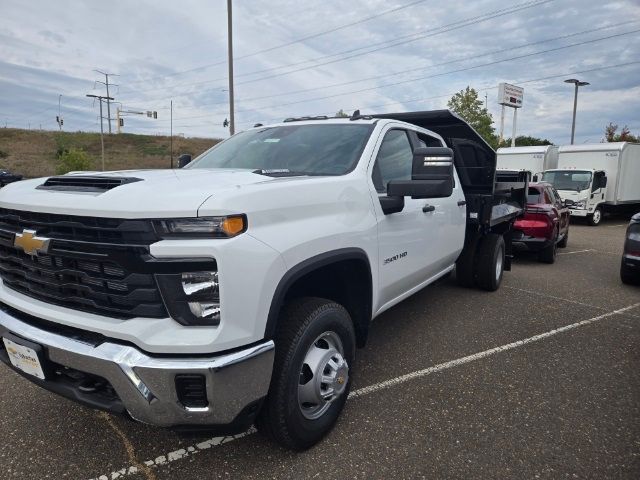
[[89, 427, 257, 480], [504, 285, 605, 311], [89, 302, 639, 480], [557, 249, 595, 255], [348, 302, 640, 399], [504, 286, 639, 319]]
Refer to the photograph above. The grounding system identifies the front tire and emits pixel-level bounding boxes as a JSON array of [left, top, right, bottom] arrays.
[[588, 207, 602, 226], [257, 297, 355, 450], [557, 229, 569, 248], [475, 234, 505, 291]]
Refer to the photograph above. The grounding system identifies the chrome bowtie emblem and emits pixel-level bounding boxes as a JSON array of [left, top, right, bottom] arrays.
[[13, 229, 51, 256]]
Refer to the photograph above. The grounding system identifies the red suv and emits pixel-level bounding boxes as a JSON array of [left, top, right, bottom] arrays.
[[513, 182, 570, 263]]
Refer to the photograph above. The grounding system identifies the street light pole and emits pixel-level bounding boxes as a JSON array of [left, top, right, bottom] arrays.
[[227, 0, 235, 136], [564, 78, 590, 145]]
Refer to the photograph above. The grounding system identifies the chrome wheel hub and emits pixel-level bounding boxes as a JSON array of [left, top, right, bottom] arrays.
[[298, 331, 348, 420], [495, 249, 503, 282]]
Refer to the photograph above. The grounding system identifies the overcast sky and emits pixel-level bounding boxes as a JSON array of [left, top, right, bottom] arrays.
[[1, 0, 639, 143]]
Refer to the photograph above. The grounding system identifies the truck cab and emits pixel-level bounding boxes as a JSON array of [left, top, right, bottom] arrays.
[[542, 142, 640, 226], [541, 168, 607, 225]]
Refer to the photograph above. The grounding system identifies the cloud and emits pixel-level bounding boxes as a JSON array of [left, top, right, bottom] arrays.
[[0, 0, 638, 143], [38, 30, 66, 45]]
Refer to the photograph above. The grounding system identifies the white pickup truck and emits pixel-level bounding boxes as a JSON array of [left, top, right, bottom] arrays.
[[0, 110, 526, 450]]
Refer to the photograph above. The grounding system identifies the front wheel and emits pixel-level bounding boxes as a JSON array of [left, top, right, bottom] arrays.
[[257, 297, 355, 450], [588, 207, 602, 226]]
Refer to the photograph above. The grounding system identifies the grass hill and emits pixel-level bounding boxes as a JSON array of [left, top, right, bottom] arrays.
[[0, 128, 220, 178]]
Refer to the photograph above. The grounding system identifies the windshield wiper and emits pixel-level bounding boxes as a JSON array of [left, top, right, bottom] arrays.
[[252, 169, 312, 177]]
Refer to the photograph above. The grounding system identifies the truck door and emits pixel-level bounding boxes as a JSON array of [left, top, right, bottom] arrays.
[[370, 127, 465, 309]]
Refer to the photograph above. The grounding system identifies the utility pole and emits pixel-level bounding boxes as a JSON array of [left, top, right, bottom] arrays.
[[57, 94, 63, 131], [170, 100, 173, 168], [227, 0, 235, 136], [564, 78, 589, 145], [94, 70, 119, 134], [86, 94, 114, 171]]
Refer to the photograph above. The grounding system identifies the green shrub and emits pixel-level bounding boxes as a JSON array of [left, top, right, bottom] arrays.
[[56, 147, 94, 174]]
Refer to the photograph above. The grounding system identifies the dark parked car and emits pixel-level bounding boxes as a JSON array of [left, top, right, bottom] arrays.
[[513, 182, 570, 263], [620, 212, 640, 285], [0, 170, 22, 187]]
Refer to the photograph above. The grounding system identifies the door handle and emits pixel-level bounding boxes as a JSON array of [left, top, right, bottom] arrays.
[[422, 204, 435, 213], [457, 200, 467, 206]]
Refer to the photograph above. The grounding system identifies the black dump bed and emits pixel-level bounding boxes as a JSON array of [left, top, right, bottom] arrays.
[[372, 110, 527, 227]]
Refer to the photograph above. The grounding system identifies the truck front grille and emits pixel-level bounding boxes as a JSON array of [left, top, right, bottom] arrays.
[[0, 209, 168, 319]]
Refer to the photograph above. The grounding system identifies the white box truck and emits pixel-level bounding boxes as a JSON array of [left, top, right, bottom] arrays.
[[541, 142, 640, 225], [497, 145, 558, 179]]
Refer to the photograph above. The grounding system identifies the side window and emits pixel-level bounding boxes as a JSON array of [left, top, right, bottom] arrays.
[[415, 132, 443, 148], [372, 130, 413, 193], [543, 188, 553, 205]]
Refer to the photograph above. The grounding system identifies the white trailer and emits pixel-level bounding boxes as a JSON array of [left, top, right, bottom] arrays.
[[496, 145, 558, 179], [541, 142, 640, 225]]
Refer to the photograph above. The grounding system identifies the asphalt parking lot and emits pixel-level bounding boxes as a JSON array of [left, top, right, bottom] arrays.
[[1, 216, 639, 480]]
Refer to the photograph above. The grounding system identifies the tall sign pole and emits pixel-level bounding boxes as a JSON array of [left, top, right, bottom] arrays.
[[497, 83, 524, 147], [227, 0, 235, 136], [499, 104, 505, 145]]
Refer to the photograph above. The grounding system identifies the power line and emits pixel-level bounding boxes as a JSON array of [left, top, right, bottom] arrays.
[[164, 29, 640, 122], [120, 0, 435, 88], [191, 21, 638, 108], [119, 0, 553, 101], [162, 59, 640, 131], [50, 59, 640, 136]]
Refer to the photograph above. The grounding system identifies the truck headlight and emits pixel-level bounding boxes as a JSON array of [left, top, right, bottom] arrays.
[[153, 215, 247, 238], [574, 200, 586, 209], [156, 271, 221, 326]]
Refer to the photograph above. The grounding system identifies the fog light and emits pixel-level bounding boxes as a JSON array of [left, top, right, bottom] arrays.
[[156, 271, 221, 326], [188, 302, 221, 321]]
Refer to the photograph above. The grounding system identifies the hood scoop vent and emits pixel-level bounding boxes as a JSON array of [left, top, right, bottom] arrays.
[[37, 176, 143, 193]]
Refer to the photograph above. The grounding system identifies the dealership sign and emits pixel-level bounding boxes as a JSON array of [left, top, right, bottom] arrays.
[[498, 83, 524, 108]]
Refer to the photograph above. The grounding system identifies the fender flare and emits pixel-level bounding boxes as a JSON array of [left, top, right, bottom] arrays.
[[264, 247, 372, 341]]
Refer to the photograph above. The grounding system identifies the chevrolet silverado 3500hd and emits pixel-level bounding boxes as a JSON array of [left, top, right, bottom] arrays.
[[0, 110, 526, 450]]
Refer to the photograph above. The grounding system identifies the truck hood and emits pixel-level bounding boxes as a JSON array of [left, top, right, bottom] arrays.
[[0, 169, 277, 218], [555, 189, 589, 202]]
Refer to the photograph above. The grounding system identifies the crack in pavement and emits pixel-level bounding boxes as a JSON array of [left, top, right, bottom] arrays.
[[96, 411, 158, 480]]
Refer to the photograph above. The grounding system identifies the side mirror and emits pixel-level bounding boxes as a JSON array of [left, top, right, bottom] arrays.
[[386, 147, 454, 200], [178, 154, 192, 168], [592, 172, 607, 191], [532, 174, 539, 182]]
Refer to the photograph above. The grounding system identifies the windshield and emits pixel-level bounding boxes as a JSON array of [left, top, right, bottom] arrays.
[[526, 187, 543, 204], [541, 170, 592, 191], [188, 124, 374, 175]]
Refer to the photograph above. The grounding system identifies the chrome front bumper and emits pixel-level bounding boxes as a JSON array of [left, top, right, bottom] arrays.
[[569, 208, 589, 217], [0, 306, 274, 427]]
